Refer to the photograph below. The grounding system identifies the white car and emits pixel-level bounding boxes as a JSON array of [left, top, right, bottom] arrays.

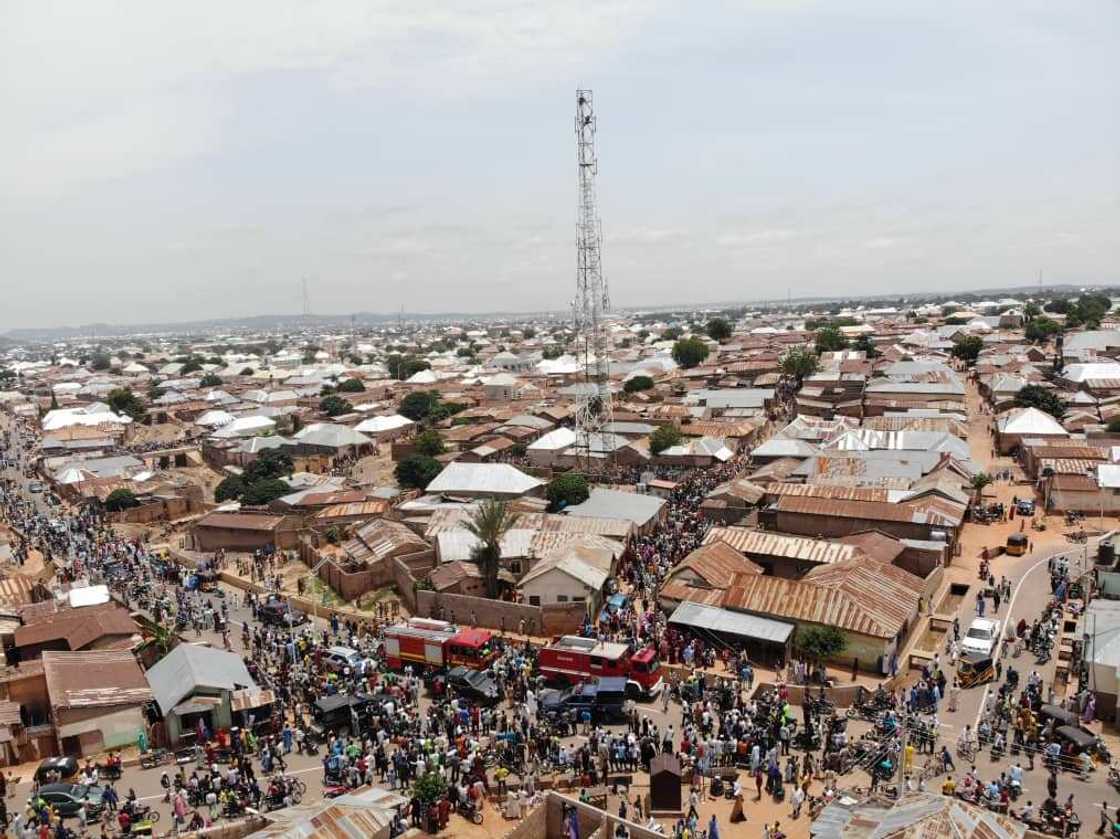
[[962, 617, 1001, 657]]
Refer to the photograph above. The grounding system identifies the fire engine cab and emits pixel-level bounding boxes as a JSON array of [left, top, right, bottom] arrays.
[[381, 619, 497, 671], [537, 635, 663, 697]]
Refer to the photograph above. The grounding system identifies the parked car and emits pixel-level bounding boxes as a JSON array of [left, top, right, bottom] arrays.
[[540, 677, 629, 723], [962, 617, 1001, 657], [28, 481, 44, 493], [323, 646, 363, 674], [35, 756, 79, 783], [1016, 499, 1035, 516], [32, 783, 105, 821], [445, 666, 500, 705], [259, 598, 306, 627]]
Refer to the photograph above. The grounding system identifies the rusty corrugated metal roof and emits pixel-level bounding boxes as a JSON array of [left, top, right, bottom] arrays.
[[42, 650, 152, 710], [670, 540, 764, 587], [722, 557, 921, 639], [763, 482, 889, 502], [703, 526, 858, 565]]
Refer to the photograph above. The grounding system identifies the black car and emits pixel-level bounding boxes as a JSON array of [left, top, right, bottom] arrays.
[[446, 666, 500, 705], [35, 756, 79, 783], [309, 694, 363, 740], [540, 677, 629, 723], [259, 599, 306, 627], [32, 783, 104, 821]]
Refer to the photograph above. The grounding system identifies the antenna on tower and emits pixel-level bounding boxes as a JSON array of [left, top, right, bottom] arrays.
[[572, 89, 613, 473], [300, 277, 312, 318]]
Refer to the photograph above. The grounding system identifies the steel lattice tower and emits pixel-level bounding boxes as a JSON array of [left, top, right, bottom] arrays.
[[573, 89, 613, 471]]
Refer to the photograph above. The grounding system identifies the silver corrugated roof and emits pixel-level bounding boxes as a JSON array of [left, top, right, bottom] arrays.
[[668, 601, 794, 644]]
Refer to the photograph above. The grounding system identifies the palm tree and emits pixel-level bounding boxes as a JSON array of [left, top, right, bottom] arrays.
[[465, 499, 517, 598], [970, 472, 993, 508]]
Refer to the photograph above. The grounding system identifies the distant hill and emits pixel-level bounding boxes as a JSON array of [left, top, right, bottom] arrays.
[[0, 282, 1108, 343]]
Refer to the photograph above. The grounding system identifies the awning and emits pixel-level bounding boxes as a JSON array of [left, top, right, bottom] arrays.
[[231, 689, 275, 713], [172, 697, 222, 716], [668, 600, 795, 645]]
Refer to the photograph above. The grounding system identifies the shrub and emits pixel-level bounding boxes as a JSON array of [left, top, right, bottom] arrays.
[[624, 375, 654, 393], [650, 425, 682, 455], [104, 489, 139, 512], [395, 455, 442, 489], [547, 473, 590, 510], [671, 338, 709, 369], [320, 395, 353, 417], [413, 430, 445, 456], [214, 476, 247, 502]]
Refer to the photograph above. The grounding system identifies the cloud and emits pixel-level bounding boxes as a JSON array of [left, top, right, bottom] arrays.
[[715, 229, 799, 247]]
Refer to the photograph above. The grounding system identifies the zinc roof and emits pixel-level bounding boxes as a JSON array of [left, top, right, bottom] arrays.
[[703, 526, 858, 565]]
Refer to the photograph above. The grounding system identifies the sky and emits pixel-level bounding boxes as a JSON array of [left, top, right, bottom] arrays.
[[1, 1, 1118, 330]]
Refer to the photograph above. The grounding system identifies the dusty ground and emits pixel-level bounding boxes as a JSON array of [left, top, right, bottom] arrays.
[[130, 422, 188, 446], [351, 449, 399, 487]]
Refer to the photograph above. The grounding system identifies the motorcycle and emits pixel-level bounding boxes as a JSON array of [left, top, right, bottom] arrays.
[[456, 801, 484, 825], [139, 749, 172, 769]]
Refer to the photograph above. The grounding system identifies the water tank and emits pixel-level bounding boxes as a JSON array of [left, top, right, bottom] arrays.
[[1097, 540, 1116, 566]]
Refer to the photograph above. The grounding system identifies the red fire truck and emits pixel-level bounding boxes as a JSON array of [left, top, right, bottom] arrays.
[[382, 619, 498, 671], [537, 635, 663, 697]]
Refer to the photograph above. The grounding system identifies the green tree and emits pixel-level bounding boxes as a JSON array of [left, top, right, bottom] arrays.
[[90, 353, 112, 371], [1015, 384, 1065, 418], [465, 499, 516, 598], [1107, 418, 1120, 434], [671, 337, 710, 369], [413, 771, 448, 805], [795, 625, 846, 664], [662, 326, 683, 341], [320, 395, 353, 417], [199, 373, 222, 387], [650, 424, 683, 455], [541, 345, 564, 360], [969, 472, 993, 507], [239, 367, 255, 376], [522, 327, 536, 340], [104, 488, 139, 512], [387, 354, 430, 380], [1023, 302, 1041, 321], [1024, 317, 1061, 343], [395, 454, 442, 490], [547, 473, 590, 510], [456, 347, 475, 359], [214, 476, 247, 502], [429, 400, 467, 422], [950, 335, 984, 365], [815, 326, 848, 353], [853, 334, 880, 359], [242, 478, 290, 505], [1044, 298, 1070, 314], [337, 378, 365, 393], [180, 358, 204, 374], [706, 317, 732, 343], [243, 449, 293, 483], [779, 346, 819, 382], [624, 375, 655, 393], [107, 387, 147, 422], [413, 429, 445, 456], [399, 390, 440, 422]]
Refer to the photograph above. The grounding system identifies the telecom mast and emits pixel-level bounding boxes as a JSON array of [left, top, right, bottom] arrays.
[[572, 89, 613, 470]]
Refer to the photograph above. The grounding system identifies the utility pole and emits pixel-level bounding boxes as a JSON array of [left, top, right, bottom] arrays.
[[572, 89, 613, 472]]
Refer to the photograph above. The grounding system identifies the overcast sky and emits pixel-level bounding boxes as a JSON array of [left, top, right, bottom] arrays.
[[2, 1, 1118, 330]]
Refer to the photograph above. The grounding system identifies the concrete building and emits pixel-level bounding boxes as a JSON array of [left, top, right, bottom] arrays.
[[145, 645, 259, 745]]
